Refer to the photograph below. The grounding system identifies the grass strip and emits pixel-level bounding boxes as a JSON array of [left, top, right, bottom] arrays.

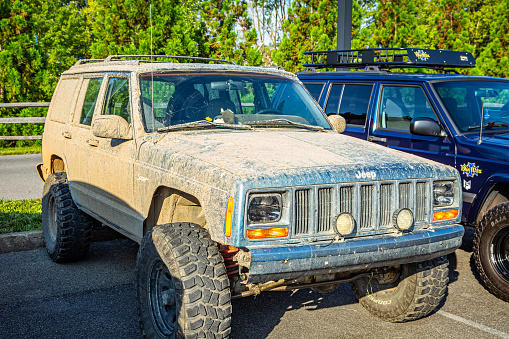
[[0, 199, 42, 234], [0, 145, 42, 156]]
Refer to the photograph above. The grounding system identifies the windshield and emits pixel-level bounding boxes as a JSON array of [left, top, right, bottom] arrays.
[[433, 80, 509, 133], [139, 73, 331, 132]]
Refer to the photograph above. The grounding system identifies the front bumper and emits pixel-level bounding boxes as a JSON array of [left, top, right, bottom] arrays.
[[246, 224, 464, 283]]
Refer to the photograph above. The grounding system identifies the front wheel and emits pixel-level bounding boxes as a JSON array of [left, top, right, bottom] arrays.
[[473, 203, 509, 301], [350, 257, 449, 322], [136, 223, 232, 338]]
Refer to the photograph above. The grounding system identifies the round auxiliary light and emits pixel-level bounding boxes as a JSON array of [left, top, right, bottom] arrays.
[[335, 213, 355, 236], [393, 208, 414, 231]]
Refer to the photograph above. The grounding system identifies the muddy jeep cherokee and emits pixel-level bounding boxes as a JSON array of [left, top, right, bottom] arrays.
[[38, 55, 464, 338]]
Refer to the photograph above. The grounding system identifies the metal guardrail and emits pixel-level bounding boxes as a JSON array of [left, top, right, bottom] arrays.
[[0, 102, 49, 140]]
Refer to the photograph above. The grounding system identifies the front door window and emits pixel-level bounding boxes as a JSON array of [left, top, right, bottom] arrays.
[[103, 78, 131, 123]]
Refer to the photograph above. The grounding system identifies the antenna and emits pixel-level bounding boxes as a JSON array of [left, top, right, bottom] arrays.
[[150, 4, 154, 129]]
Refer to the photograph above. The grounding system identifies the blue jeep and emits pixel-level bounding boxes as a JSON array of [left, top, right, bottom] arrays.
[[298, 48, 509, 302]]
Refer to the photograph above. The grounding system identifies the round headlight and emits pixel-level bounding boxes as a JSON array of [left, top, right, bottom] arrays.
[[336, 213, 355, 236], [393, 208, 413, 231]]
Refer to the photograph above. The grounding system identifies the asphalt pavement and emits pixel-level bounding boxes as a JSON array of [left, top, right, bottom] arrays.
[[0, 154, 44, 200], [1, 231, 509, 339]]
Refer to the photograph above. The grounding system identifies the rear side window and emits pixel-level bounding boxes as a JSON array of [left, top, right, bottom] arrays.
[[48, 78, 80, 123], [325, 83, 373, 126], [303, 83, 325, 101], [324, 84, 344, 115], [76, 78, 103, 126]]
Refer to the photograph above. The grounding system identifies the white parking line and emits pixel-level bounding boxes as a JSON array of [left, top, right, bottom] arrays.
[[437, 310, 509, 338]]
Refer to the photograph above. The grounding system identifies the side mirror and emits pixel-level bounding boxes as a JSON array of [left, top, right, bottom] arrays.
[[92, 115, 132, 139], [410, 117, 445, 137], [327, 114, 346, 134]]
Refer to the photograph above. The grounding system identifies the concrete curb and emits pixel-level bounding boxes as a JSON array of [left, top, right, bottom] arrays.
[[0, 227, 125, 254], [0, 230, 44, 254]]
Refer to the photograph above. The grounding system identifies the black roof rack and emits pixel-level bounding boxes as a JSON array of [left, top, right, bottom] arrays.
[[74, 55, 237, 67], [303, 48, 475, 70]]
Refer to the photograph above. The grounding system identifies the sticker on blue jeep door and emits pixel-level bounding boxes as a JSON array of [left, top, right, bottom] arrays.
[[460, 163, 482, 178], [463, 180, 471, 190]]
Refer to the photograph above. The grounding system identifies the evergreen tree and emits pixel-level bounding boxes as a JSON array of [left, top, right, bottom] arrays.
[[36, 0, 92, 93], [200, 0, 262, 65], [0, 0, 49, 102], [88, 0, 205, 58]]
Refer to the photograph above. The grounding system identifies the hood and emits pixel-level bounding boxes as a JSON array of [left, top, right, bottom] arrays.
[[146, 130, 457, 185], [459, 133, 509, 163], [477, 132, 509, 146]]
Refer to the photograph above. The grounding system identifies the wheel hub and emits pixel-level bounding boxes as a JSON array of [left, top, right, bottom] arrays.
[[149, 260, 177, 336], [48, 196, 57, 242], [491, 227, 509, 282]]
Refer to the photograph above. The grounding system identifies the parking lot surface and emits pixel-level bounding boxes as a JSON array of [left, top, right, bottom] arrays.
[[1, 231, 508, 339]]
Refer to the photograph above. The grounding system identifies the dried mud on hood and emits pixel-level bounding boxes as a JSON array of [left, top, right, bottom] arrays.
[[144, 130, 455, 181]]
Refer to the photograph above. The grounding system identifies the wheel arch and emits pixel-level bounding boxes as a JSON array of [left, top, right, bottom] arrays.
[[471, 173, 509, 226], [143, 186, 206, 236], [50, 155, 66, 174]]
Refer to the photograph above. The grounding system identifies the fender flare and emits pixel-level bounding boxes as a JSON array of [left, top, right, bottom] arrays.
[[468, 170, 509, 225]]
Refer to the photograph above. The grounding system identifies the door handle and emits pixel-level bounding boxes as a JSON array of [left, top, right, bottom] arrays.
[[62, 131, 72, 139], [87, 138, 99, 147], [368, 136, 387, 143]]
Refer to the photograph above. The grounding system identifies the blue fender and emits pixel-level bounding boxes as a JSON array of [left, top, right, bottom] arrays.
[[468, 170, 509, 224]]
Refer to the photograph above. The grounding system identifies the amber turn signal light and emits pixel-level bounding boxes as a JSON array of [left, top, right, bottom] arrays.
[[246, 227, 289, 239], [225, 196, 234, 237], [432, 209, 459, 221]]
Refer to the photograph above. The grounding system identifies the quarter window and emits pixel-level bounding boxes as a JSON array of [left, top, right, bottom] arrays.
[[49, 78, 80, 123], [379, 85, 437, 131]]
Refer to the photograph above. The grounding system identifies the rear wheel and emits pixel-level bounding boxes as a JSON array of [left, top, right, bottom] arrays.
[[136, 223, 232, 338], [42, 172, 93, 262], [473, 203, 509, 301], [350, 257, 449, 322]]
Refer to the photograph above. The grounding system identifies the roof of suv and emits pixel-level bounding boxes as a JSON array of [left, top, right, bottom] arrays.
[[297, 71, 509, 83], [63, 55, 294, 78]]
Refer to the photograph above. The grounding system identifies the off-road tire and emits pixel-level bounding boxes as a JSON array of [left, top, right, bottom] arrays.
[[350, 256, 449, 322], [473, 203, 509, 302], [42, 172, 93, 263], [136, 223, 232, 338]]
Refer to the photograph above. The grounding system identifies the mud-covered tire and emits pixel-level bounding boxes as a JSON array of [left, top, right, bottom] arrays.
[[473, 203, 509, 302], [136, 223, 232, 338], [350, 256, 449, 322], [42, 172, 93, 263]]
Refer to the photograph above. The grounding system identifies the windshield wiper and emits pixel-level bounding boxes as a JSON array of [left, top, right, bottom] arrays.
[[467, 121, 509, 131], [158, 120, 252, 132], [244, 119, 325, 131]]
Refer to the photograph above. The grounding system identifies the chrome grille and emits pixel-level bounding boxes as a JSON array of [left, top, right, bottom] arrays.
[[415, 182, 427, 221], [295, 189, 310, 234], [289, 179, 434, 238], [318, 188, 333, 232], [360, 185, 374, 229], [380, 184, 393, 226], [340, 186, 353, 213], [399, 183, 411, 209]]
